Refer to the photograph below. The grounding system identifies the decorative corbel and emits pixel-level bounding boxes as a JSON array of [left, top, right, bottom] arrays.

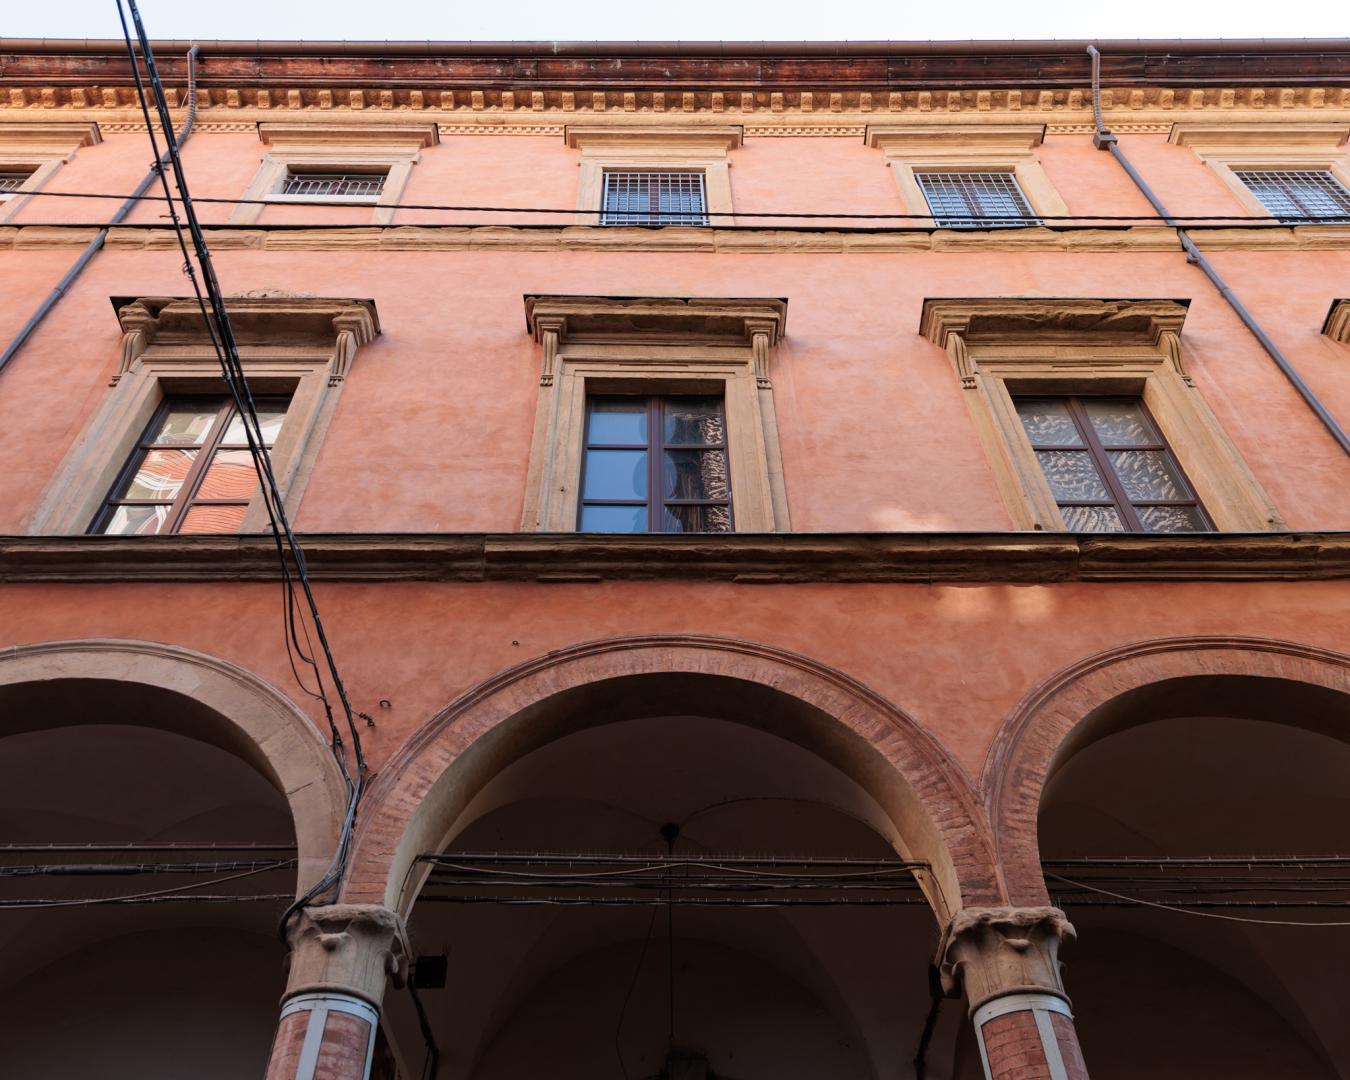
[[1159, 329, 1194, 387], [535, 315, 566, 386], [948, 330, 976, 389], [745, 318, 778, 389], [329, 309, 378, 386], [110, 302, 157, 386]]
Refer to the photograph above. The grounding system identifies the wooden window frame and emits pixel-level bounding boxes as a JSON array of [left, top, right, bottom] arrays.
[[1168, 123, 1350, 220], [919, 297, 1285, 533], [27, 294, 378, 536], [566, 126, 740, 227], [91, 393, 291, 535], [1013, 393, 1213, 532], [522, 295, 788, 533], [231, 123, 437, 226], [0, 122, 102, 223], [579, 395, 733, 532], [866, 124, 1069, 226]]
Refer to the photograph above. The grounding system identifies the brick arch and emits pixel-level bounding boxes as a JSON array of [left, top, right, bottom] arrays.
[[0, 638, 349, 893], [984, 635, 1350, 904], [346, 634, 1000, 919]]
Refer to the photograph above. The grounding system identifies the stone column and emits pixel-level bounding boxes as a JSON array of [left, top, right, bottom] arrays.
[[938, 907, 1089, 1080], [265, 904, 409, 1080]]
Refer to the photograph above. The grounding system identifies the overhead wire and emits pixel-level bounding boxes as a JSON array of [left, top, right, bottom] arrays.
[[114, 0, 367, 935]]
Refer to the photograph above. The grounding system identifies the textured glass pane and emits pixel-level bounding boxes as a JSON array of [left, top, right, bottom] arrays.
[[579, 505, 647, 532], [1137, 505, 1207, 532], [1016, 399, 1082, 446], [101, 504, 170, 536], [1107, 450, 1188, 501], [197, 449, 257, 500], [664, 449, 730, 501], [1059, 505, 1126, 532], [663, 399, 725, 445], [662, 504, 733, 533], [117, 448, 197, 500], [180, 504, 248, 533], [150, 406, 219, 446], [222, 407, 287, 447], [1035, 451, 1110, 501], [582, 450, 647, 500], [1083, 400, 1157, 446], [586, 400, 648, 445]]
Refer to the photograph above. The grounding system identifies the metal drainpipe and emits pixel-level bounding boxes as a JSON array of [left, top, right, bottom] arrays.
[[0, 45, 200, 379], [1085, 45, 1350, 457]]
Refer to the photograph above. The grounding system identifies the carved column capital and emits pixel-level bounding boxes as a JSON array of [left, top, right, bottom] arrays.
[[282, 903, 409, 1007], [938, 906, 1076, 1013]]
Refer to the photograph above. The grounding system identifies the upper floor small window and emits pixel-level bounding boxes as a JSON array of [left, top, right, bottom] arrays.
[[278, 169, 387, 199], [1232, 169, 1350, 223], [601, 171, 708, 226], [0, 170, 35, 195], [579, 396, 732, 532], [92, 395, 288, 536], [1014, 396, 1211, 533], [915, 171, 1040, 228]]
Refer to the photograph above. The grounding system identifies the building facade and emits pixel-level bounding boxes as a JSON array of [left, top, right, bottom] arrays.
[[1, 37, 1350, 1080]]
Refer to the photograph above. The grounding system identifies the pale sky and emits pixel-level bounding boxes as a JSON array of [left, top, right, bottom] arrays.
[[5, 0, 1348, 43]]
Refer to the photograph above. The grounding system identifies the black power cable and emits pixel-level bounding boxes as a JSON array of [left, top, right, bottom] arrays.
[[114, 0, 367, 934]]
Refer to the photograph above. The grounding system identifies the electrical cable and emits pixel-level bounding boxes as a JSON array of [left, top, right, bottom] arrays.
[[0, 860, 290, 909], [11, 184, 1350, 226], [912, 963, 945, 1080], [614, 905, 659, 1080], [115, 1, 367, 935]]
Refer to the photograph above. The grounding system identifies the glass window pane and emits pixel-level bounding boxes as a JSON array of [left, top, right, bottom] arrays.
[[100, 504, 171, 536], [663, 449, 730, 501], [587, 400, 648, 445], [1016, 399, 1082, 446], [1059, 505, 1127, 532], [581, 450, 648, 500], [179, 504, 248, 533], [1137, 505, 1207, 532], [579, 505, 648, 532], [222, 406, 287, 446], [197, 449, 258, 500], [663, 399, 726, 445], [116, 448, 198, 500], [150, 405, 220, 446], [1083, 400, 1158, 446], [662, 504, 733, 533], [1107, 450, 1189, 502], [1034, 450, 1110, 501]]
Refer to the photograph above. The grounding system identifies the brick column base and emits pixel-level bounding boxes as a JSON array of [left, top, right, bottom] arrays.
[[266, 993, 379, 1080], [974, 992, 1088, 1080]]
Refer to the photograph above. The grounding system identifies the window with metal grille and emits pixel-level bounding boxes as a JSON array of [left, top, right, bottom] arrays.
[[92, 395, 289, 536], [0, 171, 33, 194], [579, 396, 732, 532], [278, 170, 386, 198], [915, 171, 1040, 228], [1233, 169, 1350, 223], [600, 171, 708, 226], [1014, 396, 1211, 533]]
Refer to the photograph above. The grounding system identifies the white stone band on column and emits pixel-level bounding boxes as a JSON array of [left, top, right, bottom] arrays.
[[281, 992, 380, 1080], [972, 991, 1074, 1080]]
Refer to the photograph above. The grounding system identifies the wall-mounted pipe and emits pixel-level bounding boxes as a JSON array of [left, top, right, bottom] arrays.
[[0, 45, 199, 380], [1087, 44, 1350, 458]]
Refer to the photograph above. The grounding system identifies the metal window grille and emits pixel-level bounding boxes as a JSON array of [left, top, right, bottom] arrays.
[[915, 171, 1040, 228], [279, 171, 386, 197], [1233, 169, 1350, 223], [0, 172, 31, 194], [601, 172, 708, 226]]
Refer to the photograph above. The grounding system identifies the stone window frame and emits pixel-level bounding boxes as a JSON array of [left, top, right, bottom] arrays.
[[1324, 299, 1350, 345], [230, 123, 438, 226], [0, 122, 102, 224], [1168, 122, 1350, 219], [865, 124, 1069, 226], [919, 297, 1285, 533], [566, 126, 741, 227], [27, 293, 379, 536], [521, 295, 789, 533]]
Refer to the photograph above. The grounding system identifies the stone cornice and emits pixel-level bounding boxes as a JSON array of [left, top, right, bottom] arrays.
[[0, 532, 1345, 584], [110, 293, 380, 347], [919, 297, 1190, 349], [524, 294, 787, 344], [6, 224, 1349, 254]]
